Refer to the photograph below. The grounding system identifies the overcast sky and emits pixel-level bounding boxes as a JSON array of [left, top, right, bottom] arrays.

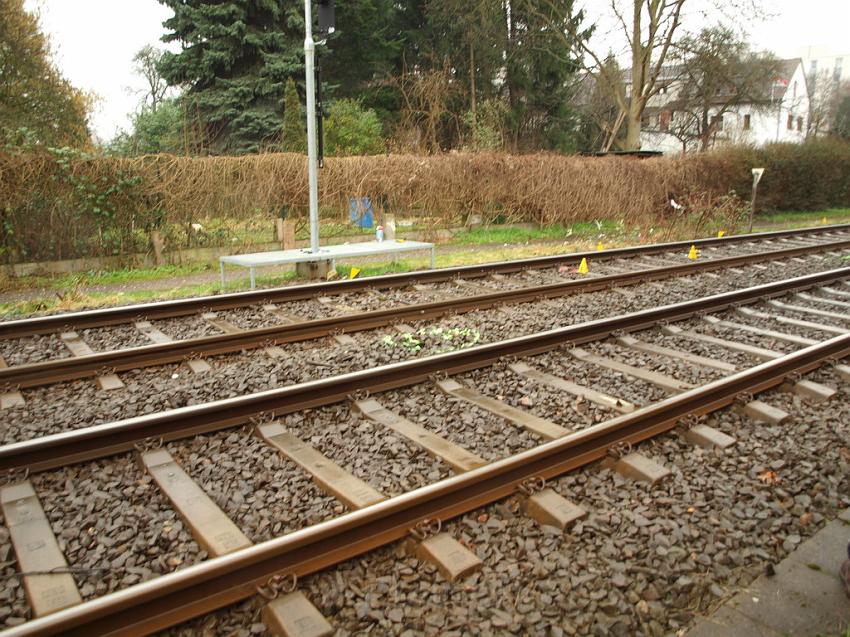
[[25, 0, 850, 142]]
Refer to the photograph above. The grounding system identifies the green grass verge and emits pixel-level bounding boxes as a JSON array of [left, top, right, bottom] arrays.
[[754, 208, 850, 229], [1, 263, 213, 294], [451, 219, 625, 246]]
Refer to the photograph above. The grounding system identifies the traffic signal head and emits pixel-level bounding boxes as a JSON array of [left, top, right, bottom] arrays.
[[318, 0, 335, 35]]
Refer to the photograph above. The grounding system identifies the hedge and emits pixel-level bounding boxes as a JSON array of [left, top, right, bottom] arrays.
[[0, 139, 848, 264]]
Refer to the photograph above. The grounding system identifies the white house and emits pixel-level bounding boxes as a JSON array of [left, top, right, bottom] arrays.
[[637, 58, 810, 153]]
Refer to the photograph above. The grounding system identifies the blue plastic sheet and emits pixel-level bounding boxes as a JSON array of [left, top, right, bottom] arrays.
[[349, 197, 374, 228]]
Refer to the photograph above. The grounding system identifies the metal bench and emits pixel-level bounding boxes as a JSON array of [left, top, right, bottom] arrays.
[[219, 240, 436, 289]]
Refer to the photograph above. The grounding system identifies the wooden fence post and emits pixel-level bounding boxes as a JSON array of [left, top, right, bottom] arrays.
[[151, 230, 165, 266], [278, 219, 296, 250]]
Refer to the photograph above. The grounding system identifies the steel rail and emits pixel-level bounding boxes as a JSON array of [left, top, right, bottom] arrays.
[[6, 332, 850, 637], [3, 237, 850, 390], [2, 266, 849, 475], [1, 223, 848, 339]]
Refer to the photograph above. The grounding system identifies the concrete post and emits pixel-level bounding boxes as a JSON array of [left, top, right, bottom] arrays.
[[384, 214, 396, 241]]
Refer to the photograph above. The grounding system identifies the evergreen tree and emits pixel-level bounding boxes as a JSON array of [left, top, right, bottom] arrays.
[[504, 0, 588, 152], [323, 0, 401, 98], [0, 0, 91, 147], [157, 0, 304, 154], [281, 77, 306, 152]]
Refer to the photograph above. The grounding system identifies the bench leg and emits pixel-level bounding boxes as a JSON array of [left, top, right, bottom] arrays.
[[220, 262, 226, 289], [250, 267, 256, 290]]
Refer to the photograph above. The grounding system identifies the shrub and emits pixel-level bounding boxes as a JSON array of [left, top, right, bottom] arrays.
[[324, 99, 385, 156], [0, 139, 848, 264]]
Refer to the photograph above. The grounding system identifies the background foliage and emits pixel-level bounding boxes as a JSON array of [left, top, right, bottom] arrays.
[[0, 0, 92, 147]]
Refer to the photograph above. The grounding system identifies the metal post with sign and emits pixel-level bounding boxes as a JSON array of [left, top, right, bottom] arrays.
[[303, 1, 335, 254], [749, 167, 764, 233]]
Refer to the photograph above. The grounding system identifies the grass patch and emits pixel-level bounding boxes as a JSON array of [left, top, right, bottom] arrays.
[[754, 208, 850, 230], [452, 220, 625, 246], [0, 263, 213, 293]]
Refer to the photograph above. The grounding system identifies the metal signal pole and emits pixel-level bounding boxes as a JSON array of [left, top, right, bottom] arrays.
[[304, 0, 320, 253]]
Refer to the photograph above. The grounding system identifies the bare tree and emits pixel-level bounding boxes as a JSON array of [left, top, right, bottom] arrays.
[[133, 45, 169, 113], [553, 0, 687, 150], [807, 69, 846, 138], [833, 81, 850, 140], [545, 0, 763, 150], [392, 62, 460, 153], [662, 26, 780, 151], [575, 55, 627, 151]]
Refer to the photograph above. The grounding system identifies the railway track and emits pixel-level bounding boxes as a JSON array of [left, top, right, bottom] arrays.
[[1, 230, 849, 393], [1, 223, 847, 343], [2, 266, 850, 635]]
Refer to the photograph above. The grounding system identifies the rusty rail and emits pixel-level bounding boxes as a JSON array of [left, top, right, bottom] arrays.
[[2, 265, 848, 474], [2, 237, 850, 390], [0, 224, 847, 339], [6, 329, 850, 636]]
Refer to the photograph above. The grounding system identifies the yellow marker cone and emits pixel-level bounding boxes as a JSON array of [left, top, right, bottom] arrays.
[[596, 241, 604, 251], [822, 217, 828, 224], [577, 258, 589, 274], [349, 267, 361, 279], [717, 230, 725, 238], [688, 245, 699, 260]]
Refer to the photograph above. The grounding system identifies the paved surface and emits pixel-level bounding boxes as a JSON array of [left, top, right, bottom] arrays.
[[687, 507, 850, 636]]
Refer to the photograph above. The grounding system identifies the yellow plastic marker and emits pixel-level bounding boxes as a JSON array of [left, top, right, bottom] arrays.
[[717, 230, 725, 238], [596, 241, 604, 251], [349, 267, 361, 279], [688, 245, 699, 260], [822, 217, 828, 224], [577, 258, 589, 274]]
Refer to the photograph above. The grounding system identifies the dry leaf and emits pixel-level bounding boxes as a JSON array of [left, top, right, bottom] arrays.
[[758, 469, 781, 485]]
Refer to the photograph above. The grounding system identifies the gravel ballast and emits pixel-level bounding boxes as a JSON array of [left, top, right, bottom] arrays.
[[163, 363, 848, 636]]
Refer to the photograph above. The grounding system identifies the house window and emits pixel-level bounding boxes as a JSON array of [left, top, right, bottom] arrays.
[[793, 81, 797, 99], [659, 110, 670, 132], [743, 114, 751, 130], [787, 114, 794, 130], [797, 116, 803, 131], [716, 115, 724, 131]]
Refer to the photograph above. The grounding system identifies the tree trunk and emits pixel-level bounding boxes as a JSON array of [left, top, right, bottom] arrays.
[[624, 0, 645, 151], [469, 43, 477, 122], [624, 99, 643, 150]]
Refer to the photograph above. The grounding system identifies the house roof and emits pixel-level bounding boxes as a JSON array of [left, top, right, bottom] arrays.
[[775, 58, 802, 85]]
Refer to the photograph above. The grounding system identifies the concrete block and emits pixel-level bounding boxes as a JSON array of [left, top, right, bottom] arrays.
[[612, 453, 671, 485], [684, 424, 736, 450]]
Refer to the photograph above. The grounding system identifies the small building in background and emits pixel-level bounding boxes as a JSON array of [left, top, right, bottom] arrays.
[[637, 58, 810, 154]]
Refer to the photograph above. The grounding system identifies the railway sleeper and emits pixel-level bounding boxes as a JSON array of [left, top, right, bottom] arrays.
[[59, 332, 123, 391], [134, 322, 213, 373], [139, 445, 335, 637], [256, 421, 482, 585], [0, 480, 82, 617], [0, 355, 25, 409]]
